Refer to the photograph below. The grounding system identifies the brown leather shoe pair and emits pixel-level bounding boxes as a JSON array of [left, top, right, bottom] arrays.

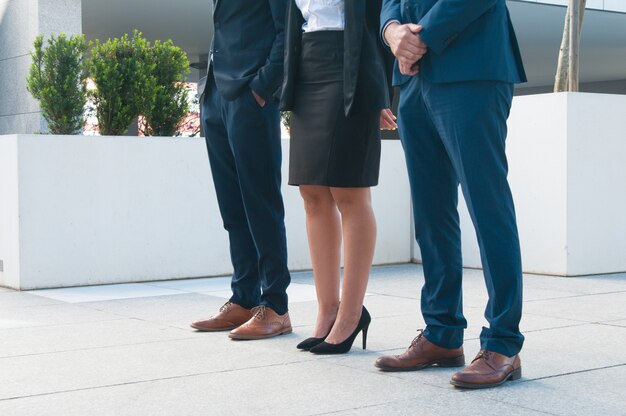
[[375, 330, 521, 389], [191, 302, 292, 340]]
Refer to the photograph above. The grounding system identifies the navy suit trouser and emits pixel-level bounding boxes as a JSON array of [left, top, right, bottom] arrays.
[[201, 72, 290, 315], [397, 75, 524, 357]]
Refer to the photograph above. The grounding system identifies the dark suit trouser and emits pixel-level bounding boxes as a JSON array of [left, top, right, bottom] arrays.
[[397, 76, 524, 357], [201, 73, 290, 315]]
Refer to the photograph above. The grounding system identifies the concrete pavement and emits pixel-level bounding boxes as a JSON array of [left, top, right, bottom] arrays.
[[1, 264, 625, 415]]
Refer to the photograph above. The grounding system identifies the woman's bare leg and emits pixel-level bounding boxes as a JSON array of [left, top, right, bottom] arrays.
[[299, 185, 342, 337], [325, 187, 376, 344]]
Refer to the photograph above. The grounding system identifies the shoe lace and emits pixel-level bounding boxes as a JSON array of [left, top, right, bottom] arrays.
[[409, 329, 425, 348], [252, 305, 267, 320], [219, 301, 233, 313], [474, 349, 491, 362]]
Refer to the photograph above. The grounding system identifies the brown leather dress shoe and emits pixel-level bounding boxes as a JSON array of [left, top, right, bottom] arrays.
[[190, 301, 254, 332], [375, 330, 465, 372], [451, 349, 522, 389], [229, 306, 292, 340]]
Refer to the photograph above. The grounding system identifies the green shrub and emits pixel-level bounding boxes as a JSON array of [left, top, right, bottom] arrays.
[[89, 30, 156, 135], [26, 34, 88, 135], [141, 40, 190, 137]]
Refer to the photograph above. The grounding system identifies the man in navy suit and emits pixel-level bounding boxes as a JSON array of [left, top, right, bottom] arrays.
[[375, 0, 527, 388], [191, 0, 292, 340]]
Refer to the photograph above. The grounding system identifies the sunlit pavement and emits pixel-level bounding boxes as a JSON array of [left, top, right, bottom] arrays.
[[1, 264, 625, 415]]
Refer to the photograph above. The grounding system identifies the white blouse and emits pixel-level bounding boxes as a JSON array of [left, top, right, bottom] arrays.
[[295, 0, 345, 33]]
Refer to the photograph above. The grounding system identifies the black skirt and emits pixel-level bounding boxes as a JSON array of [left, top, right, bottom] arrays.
[[289, 31, 381, 188]]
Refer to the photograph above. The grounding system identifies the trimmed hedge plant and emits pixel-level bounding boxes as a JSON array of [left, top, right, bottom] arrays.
[[28, 30, 192, 137], [26, 34, 89, 134], [141, 40, 190, 137], [88, 30, 156, 136]]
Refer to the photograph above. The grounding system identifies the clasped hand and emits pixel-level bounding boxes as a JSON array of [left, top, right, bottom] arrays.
[[384, 23, 427, 76]]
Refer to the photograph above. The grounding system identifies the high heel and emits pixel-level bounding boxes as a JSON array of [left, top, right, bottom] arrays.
[[296, 335, 328, 351], [297, 316, 337, 350], [309, 306, 371, 355]]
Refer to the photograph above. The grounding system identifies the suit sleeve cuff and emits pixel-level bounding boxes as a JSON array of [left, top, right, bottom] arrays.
[[381, 20, 401, 47], [418, 28, 454, 56]]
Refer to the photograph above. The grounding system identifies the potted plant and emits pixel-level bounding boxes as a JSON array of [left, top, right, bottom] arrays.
[[88, 30, 155, 136], [140, 40, 191, 137], [26, 34, 88, 134]]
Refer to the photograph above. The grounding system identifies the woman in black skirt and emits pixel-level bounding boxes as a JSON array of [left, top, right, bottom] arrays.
[[280, 0, 395, 354]]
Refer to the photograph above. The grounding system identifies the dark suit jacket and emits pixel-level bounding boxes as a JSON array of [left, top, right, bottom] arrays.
[[381, 0, 527, 86], [209, 0, 286, 102], [280, 0, 391, 115]]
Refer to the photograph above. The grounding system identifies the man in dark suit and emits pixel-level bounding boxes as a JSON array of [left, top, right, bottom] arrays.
[[375, 0, 527, 388], [191, 0, 292, 340]]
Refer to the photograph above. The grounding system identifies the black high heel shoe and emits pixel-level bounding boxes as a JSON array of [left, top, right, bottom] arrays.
[[309, 306, 371, 355], [297, 311, 339, 350], [296, 334, 328, 351]]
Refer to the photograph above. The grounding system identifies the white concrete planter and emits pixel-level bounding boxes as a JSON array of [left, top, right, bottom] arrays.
[[414, 92, 626, 277], [4, 93, 622, 289], [0, 135, 411, 290]]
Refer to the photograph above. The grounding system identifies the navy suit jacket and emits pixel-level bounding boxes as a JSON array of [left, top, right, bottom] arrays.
[[380, 0, 527, 86], [209, 0, 286, 102], [280, 0, 392, 115]]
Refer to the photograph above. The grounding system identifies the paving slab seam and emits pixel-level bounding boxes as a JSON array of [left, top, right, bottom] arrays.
[[366, 292, 424, 301], [308, 351, 381, 364], [123, 284, 194, 294], [489, 322, 626, 337], [350, 367, 458, 392], [306, 392, 559, 416], [456, 396, 560, 416], [29, 293, 206, 305], [142, 275, 232, 285], [515, 322, 591, 334], [0, 336, 202, 360], [59, 303, 205, 331], [321, 355, 460, 392], [139, 282, 246, 296], [0, 301, 63, 310], [354, 320, 586, 354], [0, 317, 127, 333], [521, 311, 610, 323], [601, 318, 626, 323], [440, 322, 590, 339], [0, 359, 314, 402], [522, 271, 626, 279], [522, 289, 626, 303], [0, 316, 190, 334], [139, 282, 222, 292], [362, 311, 427, 319], [520, 362, 626, 383], [596, 322, 626, 329], [304, 399, 430, 416]]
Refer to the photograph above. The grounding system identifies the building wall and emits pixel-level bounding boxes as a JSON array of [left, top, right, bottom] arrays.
[[0, 0, 81, 135]]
